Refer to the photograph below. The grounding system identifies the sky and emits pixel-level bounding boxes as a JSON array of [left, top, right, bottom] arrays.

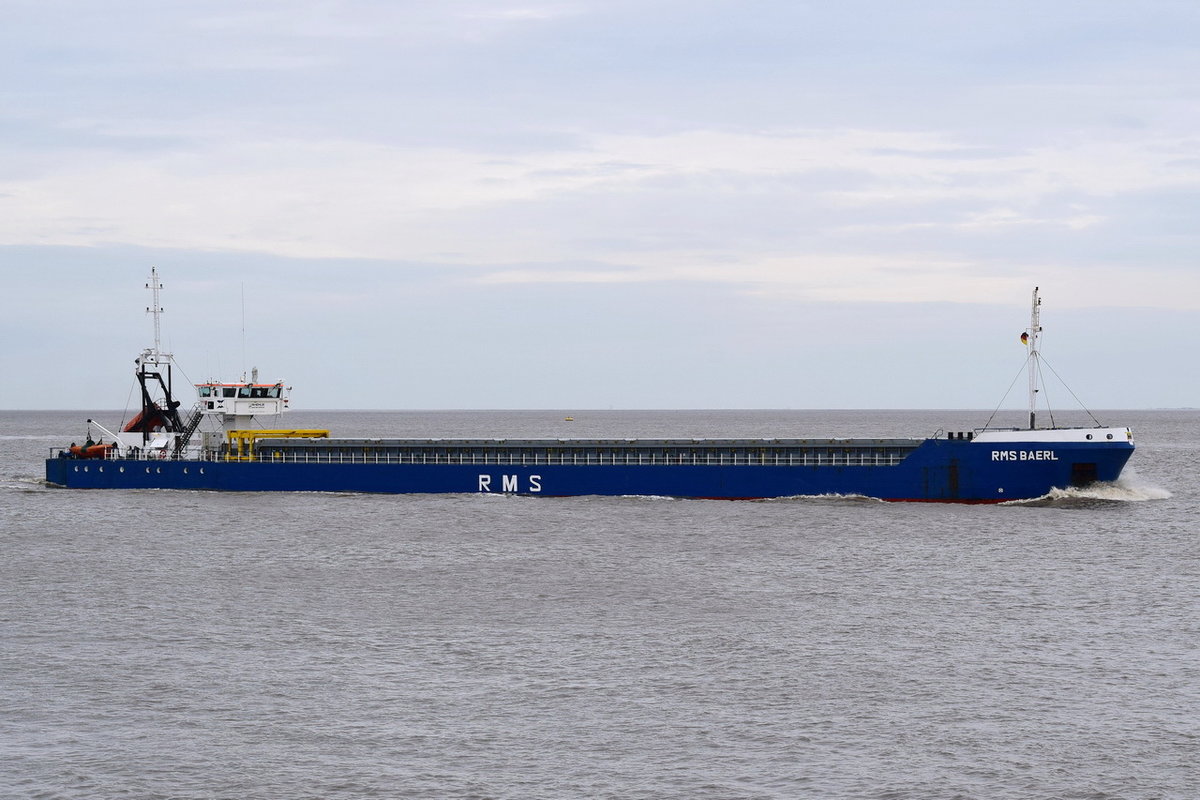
[[2, 0, 1198, 411]]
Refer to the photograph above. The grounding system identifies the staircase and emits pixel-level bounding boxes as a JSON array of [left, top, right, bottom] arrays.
[[173, 403, 205, 456]]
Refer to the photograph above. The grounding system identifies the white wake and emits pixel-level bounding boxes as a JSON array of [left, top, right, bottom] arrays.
[[1029, 469, 1171, 504]]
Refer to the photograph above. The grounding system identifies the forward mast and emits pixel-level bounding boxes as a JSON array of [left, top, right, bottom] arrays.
[[1025, 286, 1042, 430]]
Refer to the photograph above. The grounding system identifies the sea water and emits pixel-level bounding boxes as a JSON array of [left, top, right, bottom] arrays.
[[2, 409, 1196, 799]]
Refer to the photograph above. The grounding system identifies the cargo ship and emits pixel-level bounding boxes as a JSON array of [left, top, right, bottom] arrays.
[[45, 273, 1134, 502]]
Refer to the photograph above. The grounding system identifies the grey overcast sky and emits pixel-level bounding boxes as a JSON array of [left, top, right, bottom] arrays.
[[2, 0, 1198, 410]]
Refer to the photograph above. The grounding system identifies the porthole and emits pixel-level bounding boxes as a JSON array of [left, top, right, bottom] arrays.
[[83, 466, 89, 472], [199, 467, 205, 475], [1086, 434, 1093, 440], [183, 468, 189, 475], [119, 466, 125, 473], [1107, 433, 1113, 440], [74, 466, 79, 472], [98, 466, 104, 473], [156, 467, 162, 474]]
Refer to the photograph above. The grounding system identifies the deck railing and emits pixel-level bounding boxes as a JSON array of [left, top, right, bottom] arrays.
[[52, 446, 915, 468], [248, 448, 913, 467]]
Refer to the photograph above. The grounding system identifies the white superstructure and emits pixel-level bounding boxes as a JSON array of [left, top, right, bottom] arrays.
[[196, 368, 289, 435]]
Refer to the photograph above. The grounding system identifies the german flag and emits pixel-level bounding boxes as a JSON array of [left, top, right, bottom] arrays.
[[1020, 332, 1030, 345]]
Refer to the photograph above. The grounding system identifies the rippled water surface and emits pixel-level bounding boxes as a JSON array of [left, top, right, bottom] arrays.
[[3, 409, 1197, 799]]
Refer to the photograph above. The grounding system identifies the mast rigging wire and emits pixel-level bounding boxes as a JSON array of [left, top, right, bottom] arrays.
[[982, 358, 1032, 430], [1039, 355, 1104, 428], [983, 352, 1104, 431]]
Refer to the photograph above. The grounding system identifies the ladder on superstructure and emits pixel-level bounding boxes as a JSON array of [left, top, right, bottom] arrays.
[[172, 403, 205, 457]]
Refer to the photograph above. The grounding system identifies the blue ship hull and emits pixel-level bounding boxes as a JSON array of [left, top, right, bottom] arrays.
[[45, 435, 1134, 502]]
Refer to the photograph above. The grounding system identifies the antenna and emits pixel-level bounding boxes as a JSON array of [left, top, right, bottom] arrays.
[[241, 282, 247, 381], [144, 267, 171, 365], [1026, 286, 1042, 430]]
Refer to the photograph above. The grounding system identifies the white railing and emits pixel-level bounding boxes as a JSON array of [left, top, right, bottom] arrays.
[[52, 447, 911, 467], [246, 450, 909, 467]]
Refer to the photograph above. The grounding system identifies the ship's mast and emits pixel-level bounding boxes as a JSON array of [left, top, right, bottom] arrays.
[[145, 267, 170, 366], [130, 267, 184, 446], [1026, 286, 1042, 430]]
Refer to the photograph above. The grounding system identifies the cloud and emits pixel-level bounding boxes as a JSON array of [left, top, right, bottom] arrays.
[[2, 0, 1199, 328], [2, 124, 1197, 310], [1, 128, 1192, 240]]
